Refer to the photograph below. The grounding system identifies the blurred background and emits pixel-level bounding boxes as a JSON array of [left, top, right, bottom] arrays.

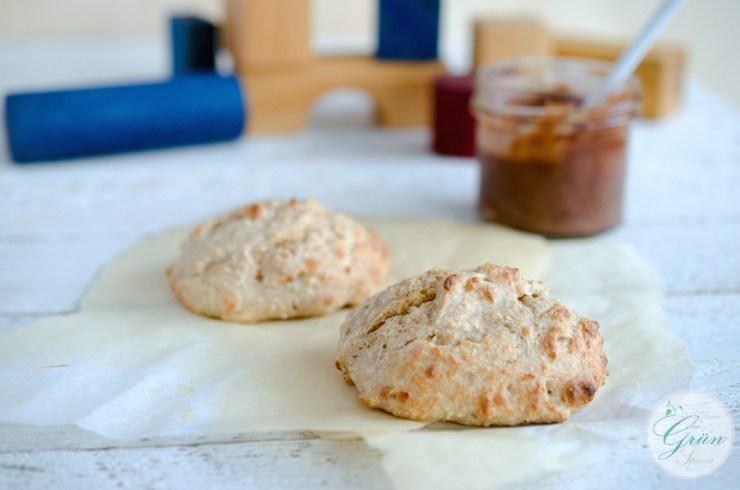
[[1, 0, 739, 107]]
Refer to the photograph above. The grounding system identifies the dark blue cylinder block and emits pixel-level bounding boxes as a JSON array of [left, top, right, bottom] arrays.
[[5, 74, 246, 163], [376, 0, 440, 60], [171, 16, 217, 74]]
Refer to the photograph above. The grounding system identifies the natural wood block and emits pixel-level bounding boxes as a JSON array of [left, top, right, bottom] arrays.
[[555, 36, 686, 118], [225, 0, 312, 74], [244, 56, 446, 133], [472, 18, 552, 69]]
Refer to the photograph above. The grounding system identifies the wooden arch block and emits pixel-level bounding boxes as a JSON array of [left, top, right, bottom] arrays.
[[223, 0, 446, 133], [244, 57, 445, 133]]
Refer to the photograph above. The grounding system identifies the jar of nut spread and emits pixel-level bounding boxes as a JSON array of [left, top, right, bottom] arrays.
[[473, 58, 640, 236]]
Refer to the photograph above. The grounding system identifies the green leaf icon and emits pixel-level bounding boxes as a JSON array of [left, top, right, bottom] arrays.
[[665, 401, 676, 417]]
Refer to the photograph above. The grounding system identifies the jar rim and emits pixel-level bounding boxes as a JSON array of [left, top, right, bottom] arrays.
[[473, 56, 641, 120]]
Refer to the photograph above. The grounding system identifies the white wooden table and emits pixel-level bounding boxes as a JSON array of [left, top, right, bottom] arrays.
[[0, 41, 738, 489]]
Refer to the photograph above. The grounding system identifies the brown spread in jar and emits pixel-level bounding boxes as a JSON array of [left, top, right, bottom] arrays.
[[474, 59, 640, 237]]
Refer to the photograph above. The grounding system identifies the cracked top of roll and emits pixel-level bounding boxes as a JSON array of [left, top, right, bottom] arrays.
[[167, 198, 391, 323], [336, 263, 608, 426]]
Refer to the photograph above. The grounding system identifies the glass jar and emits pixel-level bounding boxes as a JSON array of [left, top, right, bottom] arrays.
[[473, 58, 640, 237]]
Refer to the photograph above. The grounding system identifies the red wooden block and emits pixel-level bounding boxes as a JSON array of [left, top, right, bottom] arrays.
[[432, 73, 475, 157]]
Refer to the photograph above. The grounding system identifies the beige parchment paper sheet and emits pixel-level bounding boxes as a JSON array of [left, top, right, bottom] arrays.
[[0, 219, 548, 436], [0, 218, 691, 488], [364, 240, 693, 489]]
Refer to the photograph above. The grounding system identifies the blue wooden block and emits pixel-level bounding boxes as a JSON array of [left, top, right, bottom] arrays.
[[170, 15, 217, 74], [5, 75, 246, 163], [376, 0, 440, 60]]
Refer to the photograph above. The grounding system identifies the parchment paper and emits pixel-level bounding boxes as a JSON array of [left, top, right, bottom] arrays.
[[364, 239, 693, 490], [0, 218, 691, 489], [0, 219, 549, 437]]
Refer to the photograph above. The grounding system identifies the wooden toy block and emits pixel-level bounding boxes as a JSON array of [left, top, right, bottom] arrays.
[[170, 16, 217, 74], [432, 74, 475, 157], [555, 36, 686, 118], [472, 18, 552, 69], [376, 0, 440, 60], [225, 0, 312, 74], [244, 56, 446, 133]]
